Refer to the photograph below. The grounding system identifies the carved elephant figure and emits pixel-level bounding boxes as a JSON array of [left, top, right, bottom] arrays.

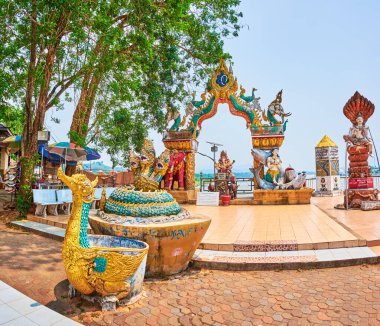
[[164, 151, 186, 190]]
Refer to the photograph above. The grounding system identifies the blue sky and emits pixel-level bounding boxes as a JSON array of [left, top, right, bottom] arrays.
[[46, 0, 380, 172]]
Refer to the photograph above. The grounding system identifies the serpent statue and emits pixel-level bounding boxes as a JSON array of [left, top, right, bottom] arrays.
[[89, 138, 211, 277]]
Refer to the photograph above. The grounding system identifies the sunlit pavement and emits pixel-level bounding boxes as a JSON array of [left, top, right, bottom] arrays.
[[1, 229, 380, 325]]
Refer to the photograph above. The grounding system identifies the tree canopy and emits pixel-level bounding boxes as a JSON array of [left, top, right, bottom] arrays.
[[0, 0, 243, 168]]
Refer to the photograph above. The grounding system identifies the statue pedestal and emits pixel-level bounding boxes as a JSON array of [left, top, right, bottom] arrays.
[[253, 188, 314, 205], [168, 190, 198, 204], [340, 189, 379, 209], [89, 214, 211, 277]]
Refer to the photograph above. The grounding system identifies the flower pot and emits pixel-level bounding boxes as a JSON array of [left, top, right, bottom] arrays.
[[221, 194, 231, 206]]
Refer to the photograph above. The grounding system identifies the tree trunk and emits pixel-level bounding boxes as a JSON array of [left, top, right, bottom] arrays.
[[67, 46, 105, 176], [20, 0, 37, 186], [21, 10, 70, 187]]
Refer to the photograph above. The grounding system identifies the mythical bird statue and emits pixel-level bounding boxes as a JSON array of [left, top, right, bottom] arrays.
[[57, 167, 148, 310]]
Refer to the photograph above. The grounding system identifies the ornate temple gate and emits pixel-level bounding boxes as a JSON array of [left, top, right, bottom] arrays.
[[162, 59, 290, 202]]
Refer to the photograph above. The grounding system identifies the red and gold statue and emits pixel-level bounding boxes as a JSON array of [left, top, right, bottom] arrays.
[[164, 150, 186, 190], [215, 150, 235, 174], [340, 91, 379, 209], [209, 150, 238, 199]]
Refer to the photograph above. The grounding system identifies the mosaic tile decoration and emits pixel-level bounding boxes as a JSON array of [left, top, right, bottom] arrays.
[[211, 255, 316, 263], [233, 240, 298, 252]]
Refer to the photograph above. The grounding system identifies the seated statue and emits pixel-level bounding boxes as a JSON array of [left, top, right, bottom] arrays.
[[265, 148, 282, 183], [209, 151, 238, 199], [343, 113, 372, 154], [215, 150, 235, 174]]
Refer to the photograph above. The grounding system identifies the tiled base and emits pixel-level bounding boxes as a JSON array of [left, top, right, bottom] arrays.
[[10, 220, 380, 271]]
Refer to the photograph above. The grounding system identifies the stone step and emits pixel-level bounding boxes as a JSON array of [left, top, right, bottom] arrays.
[[192, 247, 380, 271], [27, 214, 93, 233], [198, 238, 366, 251], [11, 220, 65, 241]]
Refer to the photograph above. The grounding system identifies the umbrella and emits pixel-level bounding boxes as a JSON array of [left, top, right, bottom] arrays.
[[39, 144, 100, 163], [84, 146, 101, 161], [46, 142, 87, 162], [0, 135, 21, 149]]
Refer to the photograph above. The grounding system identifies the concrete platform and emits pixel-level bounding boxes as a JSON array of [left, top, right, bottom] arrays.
[[182, 200, 363, 251], [12, 194, 380, 270]]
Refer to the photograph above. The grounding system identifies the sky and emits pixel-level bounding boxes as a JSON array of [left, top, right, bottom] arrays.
[[45, 0, 380, 173]]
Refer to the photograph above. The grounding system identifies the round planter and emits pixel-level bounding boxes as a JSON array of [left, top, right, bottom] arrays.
[[89, 214, 211, 278], [221, 194, 231, 206]]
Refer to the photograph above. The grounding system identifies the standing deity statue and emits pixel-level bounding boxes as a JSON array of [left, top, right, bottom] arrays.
[[265, 148, 282, 183]]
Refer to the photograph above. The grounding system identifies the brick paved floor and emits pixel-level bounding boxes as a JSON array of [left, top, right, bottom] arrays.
[[1, 229, 380, 325]]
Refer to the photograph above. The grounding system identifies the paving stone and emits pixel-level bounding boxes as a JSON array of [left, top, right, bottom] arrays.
[[2, 230, 380, 325]]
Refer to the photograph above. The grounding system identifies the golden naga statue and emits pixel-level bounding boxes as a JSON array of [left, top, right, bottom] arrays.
[[129, 139, 171, 191], [57, 167, 148, 309]]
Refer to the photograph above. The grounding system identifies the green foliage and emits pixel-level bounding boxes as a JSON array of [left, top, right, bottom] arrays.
[[16, 184, 33, 218], [93, 108, 147, 167], [16, 155, 39, 217], [0, 0, 243, 167], [0, 105, 24, 134], [86, 0, 243, 164], [0, 0, 105, 137]]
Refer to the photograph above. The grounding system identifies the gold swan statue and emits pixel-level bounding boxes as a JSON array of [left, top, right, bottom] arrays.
[[57, 167, 149, 309]]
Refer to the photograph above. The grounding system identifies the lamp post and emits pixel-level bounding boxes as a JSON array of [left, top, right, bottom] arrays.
[[211, 144, 218, 177], [206, 141, 223, 178]]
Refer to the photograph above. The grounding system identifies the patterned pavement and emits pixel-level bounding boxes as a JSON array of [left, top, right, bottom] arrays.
[[1, 229, 380, 325]]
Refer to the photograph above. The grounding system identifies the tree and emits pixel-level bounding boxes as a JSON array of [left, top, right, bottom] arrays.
[[67, 0, 242, 170], [0, 106, 24, 134], [0, 0, 98, 214]]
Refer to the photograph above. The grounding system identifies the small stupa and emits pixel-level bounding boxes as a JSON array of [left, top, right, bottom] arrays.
[[313, 135, 341, 197]]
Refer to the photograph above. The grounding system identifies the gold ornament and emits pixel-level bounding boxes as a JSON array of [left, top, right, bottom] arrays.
[[57, 167, 148, 300]]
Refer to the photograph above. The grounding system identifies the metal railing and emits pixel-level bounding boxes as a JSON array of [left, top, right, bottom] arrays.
[[199, 175, 380, 194], [305, 175, 380, 191]]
